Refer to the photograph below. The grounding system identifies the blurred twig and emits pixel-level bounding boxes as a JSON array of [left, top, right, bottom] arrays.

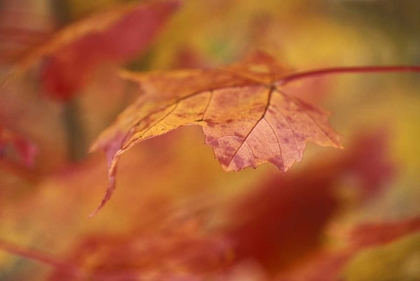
[[49, 2, 87, 162], [0, 238, 82, 278], [63, 98, 86, 161]]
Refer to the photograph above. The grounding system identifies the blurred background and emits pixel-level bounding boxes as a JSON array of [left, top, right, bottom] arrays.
[[0, 0, 420, 280]]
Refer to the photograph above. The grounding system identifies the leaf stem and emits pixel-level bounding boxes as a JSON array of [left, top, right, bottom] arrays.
[[279, 65, 420, 85], [0, 238, 82, 277]]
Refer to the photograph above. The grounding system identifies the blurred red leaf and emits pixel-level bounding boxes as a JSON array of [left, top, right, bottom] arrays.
[[276, 217, 420, 281], [0, 6, 52, 64], [0, 127, 37, 167], [341, 128, 396, 201], [90, 51, 342, 215], [224, 127, 396, 275], [0, 129, 404, 280], [8, 0, 180, 101], [348, 216, 420, 248], [48, 217, 232, 281], [227, 171, 338, 274], [172, 46, 210, 69]]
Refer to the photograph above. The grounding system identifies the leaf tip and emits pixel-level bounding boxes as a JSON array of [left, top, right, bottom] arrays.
[[88, 200, 106, 219], [89, 177, 116, 218], [88, 198, 106, 218], [333, 136, 345, 150], [88, 140, 100, 154]]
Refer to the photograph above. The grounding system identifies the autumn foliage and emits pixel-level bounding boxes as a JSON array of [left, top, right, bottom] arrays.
[[1, 0, 420, 280]]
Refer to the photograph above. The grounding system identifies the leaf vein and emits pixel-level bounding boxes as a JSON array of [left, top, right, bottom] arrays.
[[227, 87, 274, 168], [200, 91, 214, 122], [263, 118, 283, 168], [278, 89, 338, 145]]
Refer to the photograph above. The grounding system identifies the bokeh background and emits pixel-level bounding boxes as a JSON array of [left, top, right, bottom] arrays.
[[1, 0, 420, 280]]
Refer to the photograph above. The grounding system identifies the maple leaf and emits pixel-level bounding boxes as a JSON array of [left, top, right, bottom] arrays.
[[2, 0, 180, 101], [90, 51, 343, 215]]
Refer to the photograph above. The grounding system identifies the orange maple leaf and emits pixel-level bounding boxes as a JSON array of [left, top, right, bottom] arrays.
[[90, 51, 343, 216]]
